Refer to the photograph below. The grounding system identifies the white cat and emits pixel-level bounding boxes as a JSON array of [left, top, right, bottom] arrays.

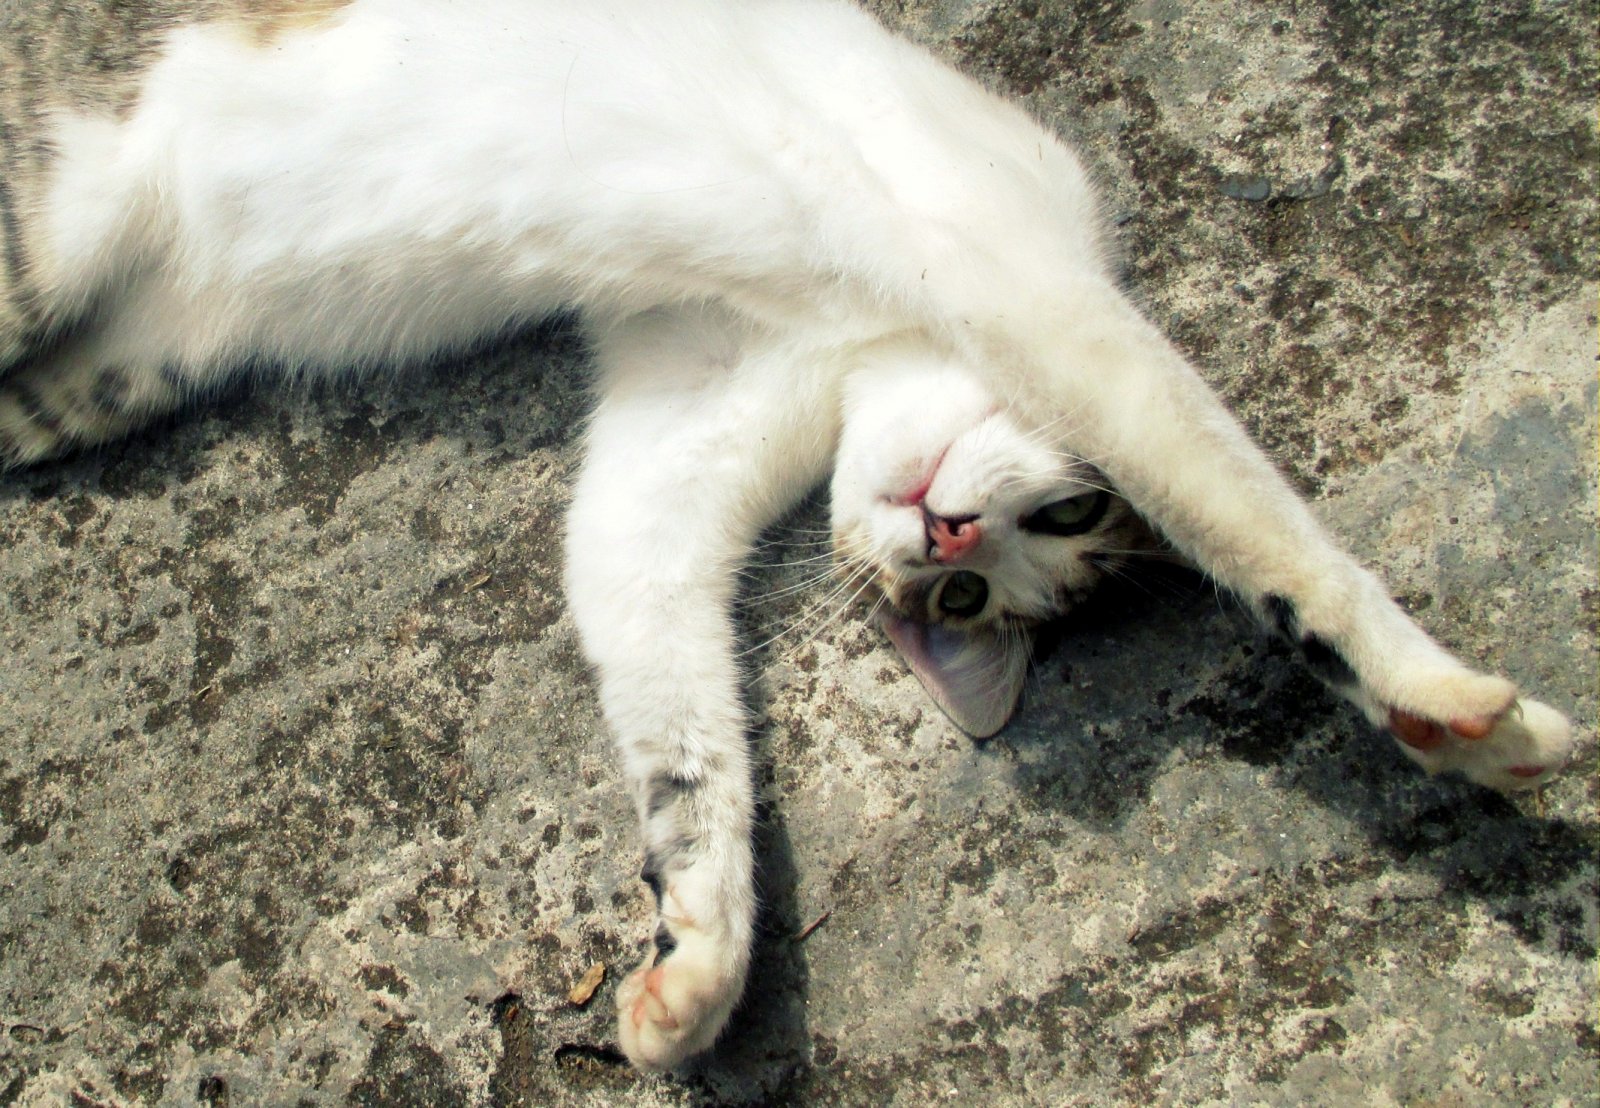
[[0, 0, 1573, 1071]]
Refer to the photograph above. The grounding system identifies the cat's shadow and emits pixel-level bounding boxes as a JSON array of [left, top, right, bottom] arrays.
[[679, 790, 815, 1093], [995, 563, 1593, 943], [4, 336, 1589, 1092], [725, 497, 1592, 1093]]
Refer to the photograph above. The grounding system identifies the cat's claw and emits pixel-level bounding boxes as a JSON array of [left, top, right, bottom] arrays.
[[1387, 694, 1573, 793], [615, 928, 742, 1071]]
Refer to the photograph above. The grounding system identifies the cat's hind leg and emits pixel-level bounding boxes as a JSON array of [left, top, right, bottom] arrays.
[[0, 338, 187, 466], [0, 275, 223, 467]]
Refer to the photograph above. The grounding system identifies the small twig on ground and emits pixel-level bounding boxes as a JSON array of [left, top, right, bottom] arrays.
[[793, 909, 832, 942]]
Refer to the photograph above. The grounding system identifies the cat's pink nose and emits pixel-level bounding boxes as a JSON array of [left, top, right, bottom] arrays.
[[927, 512, 982, 563]]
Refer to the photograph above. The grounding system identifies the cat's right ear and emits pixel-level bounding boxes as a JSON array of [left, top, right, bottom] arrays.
[[880, 612, 1028, 738]]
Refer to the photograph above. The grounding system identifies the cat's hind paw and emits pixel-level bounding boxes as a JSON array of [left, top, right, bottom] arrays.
[[1388, 695, 1573, 793], [616, 926, 742, 1071]]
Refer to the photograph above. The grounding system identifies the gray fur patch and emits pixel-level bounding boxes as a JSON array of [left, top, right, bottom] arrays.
[[1264, 593, 1297, 640], [640, 859, 665, 907], [1300, 633, 1358, 687], [645, 771, 700, 818], [12, 381, 61, 436], [0, 117, 37, 331], [91, 366, 133, 412], [1262, 593, 1358, 688]]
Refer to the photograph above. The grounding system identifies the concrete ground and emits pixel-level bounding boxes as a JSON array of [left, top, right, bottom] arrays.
[[1, 0, 1595, 1104]]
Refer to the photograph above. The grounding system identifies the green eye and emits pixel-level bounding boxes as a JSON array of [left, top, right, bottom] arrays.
[[1020, 491, 1109, 537], [937, 571, 989, 618]]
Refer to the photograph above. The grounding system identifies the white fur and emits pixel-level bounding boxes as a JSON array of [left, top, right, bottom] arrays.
[[18, 0, 1574, 1070]]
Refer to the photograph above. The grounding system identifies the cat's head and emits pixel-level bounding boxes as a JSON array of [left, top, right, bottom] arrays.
[[830, 339, 1153, 736]]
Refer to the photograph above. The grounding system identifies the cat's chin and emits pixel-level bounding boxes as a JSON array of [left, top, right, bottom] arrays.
[[878, 610, 1029, 738]]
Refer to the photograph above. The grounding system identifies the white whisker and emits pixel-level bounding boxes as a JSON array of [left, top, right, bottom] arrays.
[[737, 552, 878, 660]]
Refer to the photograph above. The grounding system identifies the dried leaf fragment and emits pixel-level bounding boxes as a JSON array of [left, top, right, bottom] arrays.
[[567, 962, 606, 1006]]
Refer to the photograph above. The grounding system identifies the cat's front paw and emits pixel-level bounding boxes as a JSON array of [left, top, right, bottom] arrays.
[[1386, 675, 1573, 792], [616, 923, 744, 1071]]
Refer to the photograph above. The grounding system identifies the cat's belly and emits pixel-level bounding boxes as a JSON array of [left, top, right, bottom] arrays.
[[191, 243, 582, 372], [24, 0, 1003, 376]]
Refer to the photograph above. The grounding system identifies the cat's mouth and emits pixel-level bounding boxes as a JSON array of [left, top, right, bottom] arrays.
[[835, 554, 1001, 631]]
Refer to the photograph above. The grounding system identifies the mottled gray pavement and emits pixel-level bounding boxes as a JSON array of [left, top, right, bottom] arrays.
[[2, 1, 1595, 1105]]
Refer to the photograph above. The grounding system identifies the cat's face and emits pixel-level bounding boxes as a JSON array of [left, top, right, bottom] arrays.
[[830, 341, 1150, 736]]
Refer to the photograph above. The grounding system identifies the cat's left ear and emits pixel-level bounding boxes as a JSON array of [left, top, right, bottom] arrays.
[[880, 612, 1028, 738]]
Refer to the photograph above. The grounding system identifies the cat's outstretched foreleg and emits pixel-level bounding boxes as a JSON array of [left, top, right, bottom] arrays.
[[982, 282, 1573, 791], [565, 306, 835, 1069], [568, 427, 756, 1070]]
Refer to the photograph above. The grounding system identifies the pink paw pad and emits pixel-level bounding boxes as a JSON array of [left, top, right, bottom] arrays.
[[1386, 694, 1572, 793], [1447, 716, 1495, 740], [629, 966, 678, 1031], [1388, 710, 1446, 751], [1388, 709, 1498, 750]]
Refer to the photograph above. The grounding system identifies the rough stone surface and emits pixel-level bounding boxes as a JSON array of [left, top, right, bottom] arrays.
[[2, 1, 1595, 1104]]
